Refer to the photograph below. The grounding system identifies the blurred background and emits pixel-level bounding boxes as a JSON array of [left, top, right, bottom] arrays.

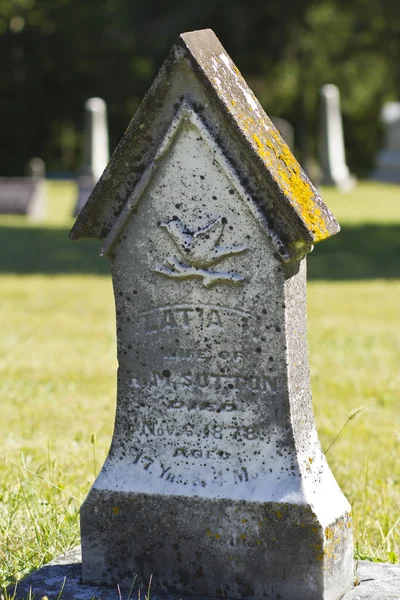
[[1, 0, 399, 177]]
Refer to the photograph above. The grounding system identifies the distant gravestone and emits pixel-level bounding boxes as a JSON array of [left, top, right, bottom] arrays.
[[270, 116, 294, 150], [74, 97, 109, 217], [27, 156, 45, 179], [71, 30, 354, 600], [371, 102, 400, 183], [0, 157, 46, 220], [319, 84, 356, 190]]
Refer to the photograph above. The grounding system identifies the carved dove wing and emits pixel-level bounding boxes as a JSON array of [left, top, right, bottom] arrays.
[[161, 216, 246, 268]]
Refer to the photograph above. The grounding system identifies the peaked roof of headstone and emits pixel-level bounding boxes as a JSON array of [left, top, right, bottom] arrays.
[[70, 28, 339, 261]]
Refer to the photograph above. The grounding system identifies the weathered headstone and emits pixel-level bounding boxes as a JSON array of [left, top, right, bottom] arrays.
[[270, 116, 294, 150], [319, 84, 356, 190], [74, 97, 109, 216], [71, 29, 354, 600], [0, 157, 46, 220], [371, 101, 400, 183]]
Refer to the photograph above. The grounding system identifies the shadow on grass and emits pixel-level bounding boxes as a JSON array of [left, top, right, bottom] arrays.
[[0, 225, 109, 275], [308, 223, 400, 280], [0, 223, 399, 278]]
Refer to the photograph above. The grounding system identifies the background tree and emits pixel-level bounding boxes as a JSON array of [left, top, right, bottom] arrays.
[[0, 0, 399, 175]]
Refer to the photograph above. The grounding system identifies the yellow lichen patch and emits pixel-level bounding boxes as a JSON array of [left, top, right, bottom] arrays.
[[227, 102, 335, 244], [252, 133, 272, 162], [112, 506, 120, 515], [241, 518, 248, 523], [308, 457, 313, 464], [323, 524, 346, 561], [266, 139, 279, 159], [276, 511, 283, 519], [215, 533, 221, 539], [268, 128, 330, 242], [241, 534, 246, 540], [310, 540, 324, 561], [206, 529, 212, 536]]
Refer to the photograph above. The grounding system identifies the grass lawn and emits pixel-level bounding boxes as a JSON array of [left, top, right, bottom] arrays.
[[0, 180, 399, 588]]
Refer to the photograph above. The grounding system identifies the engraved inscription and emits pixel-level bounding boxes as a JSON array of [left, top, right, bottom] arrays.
[[128, 300, 279, 490], [163, 348, 244, 362], [173, 447, 231, 460], [131, 451, 258, 488], [167, 399, 237, 412], [154, 216, 248, 287], [141, 304, 251, 334], [132, 452, 154, 471], [130, 372, 277, 394], [233, 467, 249, 483], [139, 420, 261, 441]]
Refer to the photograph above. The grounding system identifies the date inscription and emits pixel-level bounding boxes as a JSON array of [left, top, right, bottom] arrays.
[[140, 420, 260, 441]]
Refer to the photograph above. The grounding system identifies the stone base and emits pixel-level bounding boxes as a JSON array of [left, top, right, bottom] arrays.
[[8, 547, 400, 600], [80, 490, 353, 600]]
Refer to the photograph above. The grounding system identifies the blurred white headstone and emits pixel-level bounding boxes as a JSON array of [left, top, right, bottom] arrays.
[[74, 97, 109, 216], [319, 84, 356, 191], [0, 157, 46, 220], [371, 102, 400, 183], [27, 157, 45, 180]]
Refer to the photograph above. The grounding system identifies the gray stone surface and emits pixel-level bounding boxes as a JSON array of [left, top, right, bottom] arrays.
[[70, 29, 352, 600], [74, 97, 109, 216], [371, 102, 400, 183], [319, 84, 356, 190], [9, 548, 121, 600], [270, 116, 294, 150], [10, 548, 400, 599], [0, 174, 46, 220]]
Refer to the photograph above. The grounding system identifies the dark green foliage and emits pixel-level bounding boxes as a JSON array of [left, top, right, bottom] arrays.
[[0, 0, 399, 175]]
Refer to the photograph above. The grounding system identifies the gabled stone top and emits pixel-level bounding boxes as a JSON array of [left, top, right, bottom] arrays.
[[70, 28, 339, 261]]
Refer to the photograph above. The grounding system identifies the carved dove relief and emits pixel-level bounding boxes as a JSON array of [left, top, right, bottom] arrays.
[[154, 216, 248, 287]]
